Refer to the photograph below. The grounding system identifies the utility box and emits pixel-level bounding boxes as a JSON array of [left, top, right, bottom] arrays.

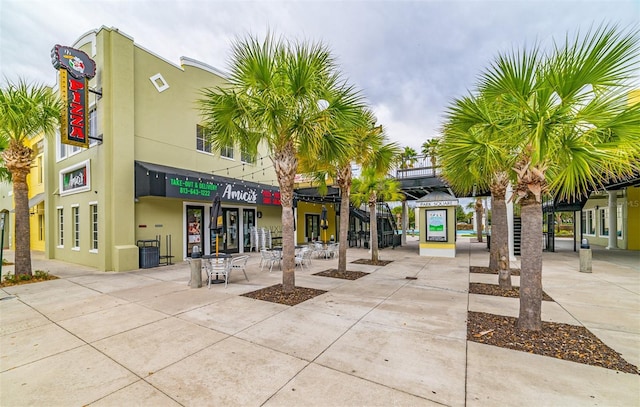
[[416, 191, 458, 258], [137, 239, 159, 268]]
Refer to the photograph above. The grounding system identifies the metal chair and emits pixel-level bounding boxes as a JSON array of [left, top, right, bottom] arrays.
[[229, 255, 250, 285], [294, 247, 312, 269], [260, 249, 279, 272], [206, 257, 230, 289]]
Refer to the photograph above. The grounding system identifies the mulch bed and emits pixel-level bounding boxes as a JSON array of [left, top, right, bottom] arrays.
[[468, 311, 639, 374], [313, 269, 369, 280], [1, 273, 59, 288], [241, 284, 327, 306], [470, 266, 521, 276], [470, 282, 554, 301], [351, 259, 393, 266]]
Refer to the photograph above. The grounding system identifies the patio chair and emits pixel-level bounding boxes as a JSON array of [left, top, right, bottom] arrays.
[[326, 243, 339, 259], [295, 247, 313, 269], [205, 257, 230, 289], [260, 249, 280, 272], [228, 255, 250, 286], [312, 241, 327, 259]]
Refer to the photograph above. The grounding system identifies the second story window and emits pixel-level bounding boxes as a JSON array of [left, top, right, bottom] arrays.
[[220, 144, 234, 159], [196, 125, 212, 153], [241, 148, 256, 164]]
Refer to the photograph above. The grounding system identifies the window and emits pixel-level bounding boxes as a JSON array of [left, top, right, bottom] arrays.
[[241, 148, 256, 164], [38, 214, 44, 241], [196, 125, 212, 153], [90, 203, 98, 251], [617, 204, 623, 239], [57, 208, 64, 247], [600, 208, 609, 236], [220, 144, 234, 159], [72, 205, 80, 249], [37, 155, 43, 184], [89, 107, 99, 146], [586, 210, 595, 235]]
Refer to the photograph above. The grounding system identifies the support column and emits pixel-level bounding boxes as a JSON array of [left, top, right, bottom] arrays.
[[607, 190, 617, 250], [506, 184, 516, 261], [401, 200, 408, 246]]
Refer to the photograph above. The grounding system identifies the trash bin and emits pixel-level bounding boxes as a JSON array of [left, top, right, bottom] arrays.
[[138, 240, 159, 268]]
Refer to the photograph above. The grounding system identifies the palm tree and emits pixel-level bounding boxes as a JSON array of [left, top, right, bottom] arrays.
[[399, 146, 418, 169], [199, 34, 363, 293], [351, 167, 403, 263], [421, 138, 440, 174], [478, 24, 640, 330], [440, 94, 521, 290], [299, 108, 397, 273], [0, 79, 61, 277]]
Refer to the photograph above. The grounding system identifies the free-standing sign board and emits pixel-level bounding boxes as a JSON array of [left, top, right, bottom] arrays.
[[426, 209, 447, 242]]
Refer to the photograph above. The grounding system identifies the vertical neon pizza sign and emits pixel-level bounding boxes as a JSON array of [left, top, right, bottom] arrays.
[[51, 45, 96, 148]]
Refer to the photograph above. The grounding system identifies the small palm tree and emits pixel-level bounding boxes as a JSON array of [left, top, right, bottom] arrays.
[[421, 138, 440, 174], [441, 93, 517, 289], [399, 146, 418, 169], [199, 34, 363, 293], [299, 108, 397, 273], [351, 167, 403, 263], [0, 79, 61, 277]]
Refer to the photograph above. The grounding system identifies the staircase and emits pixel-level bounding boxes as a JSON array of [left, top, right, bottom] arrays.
[[513, 216, 522, 256]]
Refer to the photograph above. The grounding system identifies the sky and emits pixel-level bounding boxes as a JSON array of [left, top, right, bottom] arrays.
[[1, 0, 639, 151]]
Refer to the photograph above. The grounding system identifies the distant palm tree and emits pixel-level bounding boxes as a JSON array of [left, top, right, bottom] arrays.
[[399, 146, 418, 169], [199, 34, 363, 293], [351, 168, 403, 263], [0, 79, 61, 277], [421, 138, 440, 174]]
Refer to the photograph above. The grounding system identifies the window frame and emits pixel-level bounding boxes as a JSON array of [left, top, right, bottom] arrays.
[[599, 207, 609, 237], [89, 202, 98, 252], [71, 204, 80, 250], [57, 207, 64, 248], [196, 124, 213, 154]]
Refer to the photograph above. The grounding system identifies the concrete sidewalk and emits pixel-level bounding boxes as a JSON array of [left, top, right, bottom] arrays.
[[1, 238, 638, 406]]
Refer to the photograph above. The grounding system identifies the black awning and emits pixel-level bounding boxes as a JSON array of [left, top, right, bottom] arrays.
[[135, 161, 281, 206]]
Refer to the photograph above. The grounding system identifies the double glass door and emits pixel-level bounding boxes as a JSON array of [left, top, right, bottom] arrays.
[[212, 208, 240, 254]]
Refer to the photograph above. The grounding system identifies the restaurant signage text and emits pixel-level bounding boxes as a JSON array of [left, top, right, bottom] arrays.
[[60, 160, 91, 195], [51, 44, 97, 148], [165, 175, 279, 205]]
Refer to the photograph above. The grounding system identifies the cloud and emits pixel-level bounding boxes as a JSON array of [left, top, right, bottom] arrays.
[[2, 0, 638, 150]]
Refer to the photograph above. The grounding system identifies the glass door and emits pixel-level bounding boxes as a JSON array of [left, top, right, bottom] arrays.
[[305, 214, 320, 242], [243, 209, 256, 252], [186, 205, 204, 257], [223, 208, 240, 253]]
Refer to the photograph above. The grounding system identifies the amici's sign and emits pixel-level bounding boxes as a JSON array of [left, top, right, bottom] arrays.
[[51, 45, 97, 148]]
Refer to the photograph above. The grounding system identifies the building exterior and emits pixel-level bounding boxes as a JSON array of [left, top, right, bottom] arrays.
[[45, 27, 285, 271]]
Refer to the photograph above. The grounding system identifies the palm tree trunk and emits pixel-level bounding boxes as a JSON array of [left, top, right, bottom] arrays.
[[273, 147, 297, 293], [517, 196, 543, 331], [370, 197, 379, 262], [338, 186, 350, 273], [12, 170, 33, 277], [491, 191, 511, 289], [475, 198, 483, 243], [489, 175, 511, 289]]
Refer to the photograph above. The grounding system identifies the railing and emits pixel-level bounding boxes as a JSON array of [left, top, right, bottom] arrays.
[[395, 154, 440, 179]]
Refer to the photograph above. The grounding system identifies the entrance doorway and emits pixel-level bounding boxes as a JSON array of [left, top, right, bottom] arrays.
[[186, 205, 204, 257], [243, 209, 256, 252], [223, 208, 239, 253], [305, 214, 320, 242]]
